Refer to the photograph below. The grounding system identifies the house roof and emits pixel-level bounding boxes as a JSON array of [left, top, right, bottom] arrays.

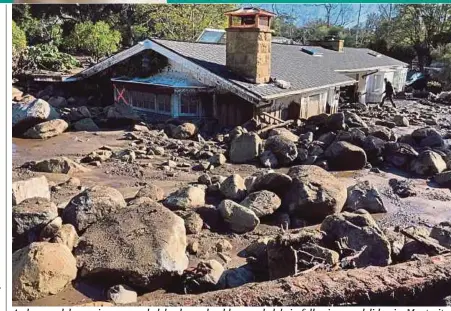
[[69, 38, 407, 103], [153, 39, 356, 99]]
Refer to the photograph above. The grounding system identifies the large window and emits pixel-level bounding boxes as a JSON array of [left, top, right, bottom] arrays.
[[132, 91, 156, 110], [181, 94, 200, 115], [129, 90, 171, 115], [157, 94, 171, 114]]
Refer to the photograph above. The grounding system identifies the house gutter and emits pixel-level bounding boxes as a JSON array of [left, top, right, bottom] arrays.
[[335, 65, 407, 73], [259, 80, 356, 103]]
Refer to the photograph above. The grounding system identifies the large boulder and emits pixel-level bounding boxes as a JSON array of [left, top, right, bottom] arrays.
[[62, 186, 127, 232], [259, 150, 278, 168], [412, 127, 444, 147], [229, 133, 262, 164], [321, 212, 391, 267], [247, 172, 292, 198], [75, 201, 188, 290], [325, 141, 367, 170], [384, 142, 419, 168], [183, 260, 224, 293], [268, 128, 299, 142], [344, 111, 368, 128], [73, 118, 99, 132], [51, 224, 79, 251], [220, 174, 246, 201], [12, 99, 60, 135], [48, 96, 67, 108], [346, 181, 386, 213], [172, 123, 198, 139], [12, 242, 77, 301], [265, 135, 298, 166], [105, 102, 141, 125], [23, 119, 69, 139], [434, 171, 451, 188], [326, 112, 345, 131], [12, 176, 50, 206], [135, 184, 165, 201], [367, 125, 394, 141], [163, 186, 205, 210], [13, 198, 58, 250], [30, 157, 88, 174], [284, 165, 347, 222], [218, 199, 259, 233], [410, 150, 447, 176], [430, 222, 451, 249], [239, 190, 281, 218], [362, 135, 386, 163], [66, 106, 92, 122], [393, 115, 409, 127]]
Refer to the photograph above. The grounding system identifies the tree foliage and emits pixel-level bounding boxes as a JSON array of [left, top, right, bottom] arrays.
[[66, 21, 122, 61], [12, 21, 27, 52]]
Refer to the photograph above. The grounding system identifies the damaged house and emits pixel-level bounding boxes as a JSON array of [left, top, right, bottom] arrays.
[[57, 7, 408, 127]]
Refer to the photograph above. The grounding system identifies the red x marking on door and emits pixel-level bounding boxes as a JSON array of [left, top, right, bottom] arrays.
[[114, 84, 129, 105]]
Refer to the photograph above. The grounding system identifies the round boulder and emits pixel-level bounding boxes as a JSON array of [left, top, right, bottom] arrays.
[[75, 201, 188, 291], [135, 184, 165, 201], [284, 165, 347, 222], [62, 186, 127, 232], [218, 199, 259, 233], [239, 190, 281, 218], [265, 134, 298, 166], [325, 141, 367, 170], [12, 242, 77, 301]]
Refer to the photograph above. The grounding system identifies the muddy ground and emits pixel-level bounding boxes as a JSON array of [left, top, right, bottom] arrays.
[[12, 99, 451, 306]]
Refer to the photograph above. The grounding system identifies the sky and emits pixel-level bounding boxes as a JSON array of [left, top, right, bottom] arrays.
[[243, 4, 381, 27]]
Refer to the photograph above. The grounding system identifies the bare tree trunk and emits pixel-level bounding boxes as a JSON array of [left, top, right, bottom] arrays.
[[135, 255, 451, 306], [356, 4, 362, 46]]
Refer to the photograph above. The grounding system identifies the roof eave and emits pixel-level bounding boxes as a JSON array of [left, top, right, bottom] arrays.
[[259, 79, 356, 103]]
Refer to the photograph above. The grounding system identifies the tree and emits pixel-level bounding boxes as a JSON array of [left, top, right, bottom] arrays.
[[12, 21, 27, 52], [67, 21, 121, 61]]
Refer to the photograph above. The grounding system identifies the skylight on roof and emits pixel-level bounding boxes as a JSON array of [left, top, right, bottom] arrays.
[[197, 29, 226, 44], [368, 51, 382, 57], [301, 47, 323, 57]]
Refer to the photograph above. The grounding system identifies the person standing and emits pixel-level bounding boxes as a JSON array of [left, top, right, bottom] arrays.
[[380, 78, 396, 108]]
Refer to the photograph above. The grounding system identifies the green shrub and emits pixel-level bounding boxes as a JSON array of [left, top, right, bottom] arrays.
[[12, 21, 27, 52], [26, 44, 80, 71], [66, 21, 122, 61]]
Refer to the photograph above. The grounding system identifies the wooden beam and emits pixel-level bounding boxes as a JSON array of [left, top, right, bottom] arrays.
[[134, 255, 451, 306]]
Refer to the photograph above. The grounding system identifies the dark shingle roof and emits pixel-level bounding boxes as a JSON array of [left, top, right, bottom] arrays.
[[153, 39, 406, 99]]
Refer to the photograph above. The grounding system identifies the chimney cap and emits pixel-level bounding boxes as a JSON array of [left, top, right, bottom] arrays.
[[224, 7, 276, 17]]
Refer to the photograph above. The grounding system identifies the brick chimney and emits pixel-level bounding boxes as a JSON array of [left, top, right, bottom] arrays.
[[225, 7, 275, 84], [316, 36, 344, 52]]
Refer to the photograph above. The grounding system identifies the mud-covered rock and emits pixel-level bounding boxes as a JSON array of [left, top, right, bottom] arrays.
[[325, 141, 367, 170], [220, 174, 246, 201], [23, 119, 69, 139], [240, 190, 281, 218], [12, 99, 60, 135], [30, 157, 88, 174], [229, 133, 262, 164], [75, 201, 188, 291], [411, 150, 447, 176], [218, 199, 259, 233], [12, 176, 50, 206], [321, 212, 391, 267], [63, 186, 127, 232], [13, 198, 58, 250], [284, 165, 347, 222], [265, 134, 298, 166], [164, 186, 205, 210], [346, 181, 386, 213], [135, 184, 165, 201], [12, 242, 77, 301]]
